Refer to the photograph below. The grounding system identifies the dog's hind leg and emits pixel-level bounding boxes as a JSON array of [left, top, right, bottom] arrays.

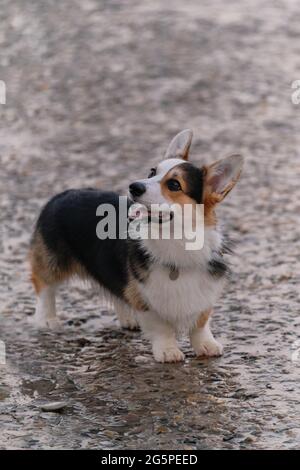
[[33, 282, 58, 330], [29, 231, 62, 330]]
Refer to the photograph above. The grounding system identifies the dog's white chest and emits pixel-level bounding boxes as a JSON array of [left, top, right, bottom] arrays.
[[139, 265, 225, 328]]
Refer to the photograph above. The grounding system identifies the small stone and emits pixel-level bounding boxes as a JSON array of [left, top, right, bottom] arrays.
[[134, 355, 150, 364], [40, 401, 68, 412], [156, 426, 168, 434], [223, 434, 236, 442], [241, 434, 257, 443], [104, 430, 119, 438]]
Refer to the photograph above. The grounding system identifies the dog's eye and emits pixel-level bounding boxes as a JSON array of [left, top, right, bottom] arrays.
[[148, 168, 156, 178], [167, 179, 181, 191]]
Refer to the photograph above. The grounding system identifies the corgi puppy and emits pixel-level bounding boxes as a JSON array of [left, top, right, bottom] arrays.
[[29, 130, 243, 363]]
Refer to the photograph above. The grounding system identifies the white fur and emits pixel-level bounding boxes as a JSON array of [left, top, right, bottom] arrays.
[[132, 158, 185, 206], [135, 227, 225, 361], [138, 310, 185, 363], [139, 227, 225, 330], [190, 319, 223, 357], [111, 226, 225, 362], [30, 285, 59, 330]]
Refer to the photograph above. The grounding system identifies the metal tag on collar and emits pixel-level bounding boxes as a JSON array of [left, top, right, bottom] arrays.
[[169, 265, 179, 281]]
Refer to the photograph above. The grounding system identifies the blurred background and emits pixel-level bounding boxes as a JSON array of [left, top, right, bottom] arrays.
[[0, 0, 299, 450]]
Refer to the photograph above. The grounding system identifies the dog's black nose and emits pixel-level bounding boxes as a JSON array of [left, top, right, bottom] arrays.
[[129, 182, 146, 197]]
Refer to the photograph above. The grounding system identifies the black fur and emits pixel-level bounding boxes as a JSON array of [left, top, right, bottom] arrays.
[[128, 240, 152, 282], [207, 236, 234, 279], [34, 189, 150, 300], [180, 163, 204, 203], [207, 258, 229, 279], [220, 234, 235, 255]]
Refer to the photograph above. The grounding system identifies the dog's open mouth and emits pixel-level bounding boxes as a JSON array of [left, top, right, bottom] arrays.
[[128, 203, 174, 224]]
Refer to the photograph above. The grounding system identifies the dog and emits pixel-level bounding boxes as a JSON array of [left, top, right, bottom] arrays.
[[29, 129, 243, 362]]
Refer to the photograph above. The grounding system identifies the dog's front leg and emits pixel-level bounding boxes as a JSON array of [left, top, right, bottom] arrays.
[[139, 311, 184, 363], [190, 310, 223, 357]]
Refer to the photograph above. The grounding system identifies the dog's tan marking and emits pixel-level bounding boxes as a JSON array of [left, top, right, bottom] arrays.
[[124, 278, 148, 312], [160, 164, 209, 230], [202, 167, 218, 227], [31, 271, 47, 294], [196, 309, 212, 328], [160, 165, 195, 207], [202, 155, 243, 226], [130, 261, 150, 283], [190, 308, 223, 357], [29, 230, 87, 291]]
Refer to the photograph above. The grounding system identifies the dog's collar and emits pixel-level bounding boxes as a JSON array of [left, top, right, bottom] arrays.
[[160, 251, 229, 282], [168, 264, 180, 281], [160, 262, 180, 281]]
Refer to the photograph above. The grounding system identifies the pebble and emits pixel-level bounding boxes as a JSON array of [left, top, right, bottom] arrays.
[[40, 401, 68, 412], [134, 355, 150, 364]]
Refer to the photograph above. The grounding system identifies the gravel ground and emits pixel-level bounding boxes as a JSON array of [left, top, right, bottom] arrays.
[[0, 0, 299, 450]]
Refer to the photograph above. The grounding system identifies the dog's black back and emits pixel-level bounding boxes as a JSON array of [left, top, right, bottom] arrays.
[[34, 189, 131, 298]]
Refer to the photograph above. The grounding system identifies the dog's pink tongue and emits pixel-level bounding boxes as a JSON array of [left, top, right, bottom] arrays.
[[128, 203, 149, 221]]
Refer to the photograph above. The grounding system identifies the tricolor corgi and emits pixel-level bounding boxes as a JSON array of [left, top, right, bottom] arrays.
[[29, 130, 243, 362]]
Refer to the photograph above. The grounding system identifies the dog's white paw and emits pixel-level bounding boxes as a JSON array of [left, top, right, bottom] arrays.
[[47, 317, 61, 331], [28, 314, 47, 329], [153, 342, 185, 363], [193, 338, 223, 357], [118, 311, 139, 330], [120, 318, 139, 331], [28, 315, 60, 331]]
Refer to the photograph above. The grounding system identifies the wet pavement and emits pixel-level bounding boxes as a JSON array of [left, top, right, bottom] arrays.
[[0, 0, 299, 449]]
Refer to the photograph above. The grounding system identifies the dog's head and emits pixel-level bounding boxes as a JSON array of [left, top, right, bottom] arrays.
[[129, 130, 243, 226]]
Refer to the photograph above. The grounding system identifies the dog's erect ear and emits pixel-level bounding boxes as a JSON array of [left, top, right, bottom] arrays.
[[204, 154, 244, 203], [164, 129, 193, 160]]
